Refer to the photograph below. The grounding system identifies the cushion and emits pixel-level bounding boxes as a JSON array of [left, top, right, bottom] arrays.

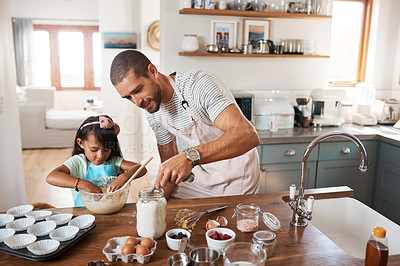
[[46, 109, 99, 130]]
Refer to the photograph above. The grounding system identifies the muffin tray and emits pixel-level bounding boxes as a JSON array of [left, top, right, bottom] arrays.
[[0, 211, 96, 261]]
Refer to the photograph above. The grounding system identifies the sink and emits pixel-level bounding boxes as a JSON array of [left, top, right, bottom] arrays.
[[310, 197, 400, 258]]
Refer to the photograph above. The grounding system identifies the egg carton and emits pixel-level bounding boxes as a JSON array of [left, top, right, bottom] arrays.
[[102, 236, 157, 264]]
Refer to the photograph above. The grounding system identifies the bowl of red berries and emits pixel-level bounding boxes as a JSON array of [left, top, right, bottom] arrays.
[[205, 227, 236, 254]]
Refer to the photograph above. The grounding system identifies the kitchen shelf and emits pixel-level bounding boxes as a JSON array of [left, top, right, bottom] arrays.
[[179, 52, 330, 58], [179, 8, 332, 20]]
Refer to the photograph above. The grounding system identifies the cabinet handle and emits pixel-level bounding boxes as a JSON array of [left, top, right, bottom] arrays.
[[284, 149, 296, 156], [261, 167, 267, 172], [341, 147, 351, 154]]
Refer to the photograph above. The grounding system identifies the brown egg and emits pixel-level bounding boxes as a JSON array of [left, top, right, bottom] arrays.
[[125, 237, 139, 246], [140, 237, 154, 249], [136, 244, 150, 255], [121, 243, 135, 255]]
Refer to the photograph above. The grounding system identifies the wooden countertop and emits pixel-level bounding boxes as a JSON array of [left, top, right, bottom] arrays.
[[1, 187, 399, 265]]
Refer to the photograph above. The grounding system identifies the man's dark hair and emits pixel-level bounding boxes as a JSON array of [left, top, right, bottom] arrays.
[[110, 50, 152, 86]]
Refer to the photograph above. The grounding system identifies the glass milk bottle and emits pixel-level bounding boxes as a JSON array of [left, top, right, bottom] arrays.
[[136, 186, 167, 239]]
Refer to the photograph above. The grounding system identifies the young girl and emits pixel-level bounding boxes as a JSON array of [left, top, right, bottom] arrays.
[[46, 115, 147, 207]]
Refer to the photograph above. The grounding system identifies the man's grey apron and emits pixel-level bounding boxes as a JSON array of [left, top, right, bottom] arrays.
[[160, 76, 260, 199]]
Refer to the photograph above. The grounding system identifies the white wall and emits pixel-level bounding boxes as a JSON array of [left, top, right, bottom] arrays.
[[0, 0, 26, 210], [99, 0, 160, 179], [366, 0, 400, 98], [160, 1, 332, 91]]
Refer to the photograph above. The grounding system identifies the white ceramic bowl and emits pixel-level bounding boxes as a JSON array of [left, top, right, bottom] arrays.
[[205, 227, 236, 254], [4, 234, 37, 249], [49, 226, 79, 242], [27, 221, 57, 237], [68, 214, 95, 229], [0, 214, 14, 227], [25, 210, 52, 221], [6, 217, 35, 232], [0, 228, 15, 242], [165, 228, 191, 251], [6, 204, 34, 218], [46, 213, 73, 225], [27, 239, 60, 255]]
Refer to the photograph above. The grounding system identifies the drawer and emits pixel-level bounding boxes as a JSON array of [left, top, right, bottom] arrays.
[[260, 143, 318, 164], [318, 140, 373, 161]]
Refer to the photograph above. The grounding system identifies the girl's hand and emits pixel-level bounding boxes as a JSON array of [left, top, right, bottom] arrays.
[[81, 180, 103, 193], [108, 175, 128, 192]]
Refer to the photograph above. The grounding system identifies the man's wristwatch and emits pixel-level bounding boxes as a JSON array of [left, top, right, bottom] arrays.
[[184, 148, 200, 167]]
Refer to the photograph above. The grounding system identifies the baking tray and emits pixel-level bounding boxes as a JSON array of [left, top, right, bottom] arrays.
[[0, 212, 96, 261]]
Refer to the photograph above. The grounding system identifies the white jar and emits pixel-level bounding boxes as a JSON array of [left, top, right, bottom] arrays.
[[181, 34, 199, 52], [136, 186, 167, 239]]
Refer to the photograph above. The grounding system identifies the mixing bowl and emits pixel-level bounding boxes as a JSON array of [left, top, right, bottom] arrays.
[[80, 184, 130, 214]]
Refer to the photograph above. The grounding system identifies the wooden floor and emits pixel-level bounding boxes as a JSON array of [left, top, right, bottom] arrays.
[[23, 148, 152, 208]]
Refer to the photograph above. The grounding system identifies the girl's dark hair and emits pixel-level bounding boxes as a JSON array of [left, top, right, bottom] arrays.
[[72, 115, 122, 159]]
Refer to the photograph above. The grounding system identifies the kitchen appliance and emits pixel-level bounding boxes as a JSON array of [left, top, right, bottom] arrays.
[[371, 99, 400, 124], [233, 92, 254, 121], [254, 100, 294, 130], [310, 88, 346, 127], [294, 97, 311, 127]]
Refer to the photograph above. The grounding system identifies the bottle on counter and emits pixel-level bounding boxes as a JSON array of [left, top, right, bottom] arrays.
[[136, 186, 167, 239], [365, 226, 388, 266]]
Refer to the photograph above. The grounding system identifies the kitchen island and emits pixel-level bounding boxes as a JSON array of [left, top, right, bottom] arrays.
[[1, 187, 399, 265]]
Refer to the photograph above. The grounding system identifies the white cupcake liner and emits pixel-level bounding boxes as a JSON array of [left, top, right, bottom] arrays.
[[25, 210, 52, 221], [49, 226, 79, 242], [27, 221, 57, 237], [6, 217, 35, 232], [46, 213, 73, 225], [4, 234, 37, 249], [0, 228, 15, 242], [102, 236, 157, 264], [27, 239, 60, 255], [6, 205, 34, 218], [68, 214, 95, 229], [0, 214, 15, 227]]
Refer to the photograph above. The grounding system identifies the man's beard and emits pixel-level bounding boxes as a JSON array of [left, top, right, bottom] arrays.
[[144, 82, 162, 113]]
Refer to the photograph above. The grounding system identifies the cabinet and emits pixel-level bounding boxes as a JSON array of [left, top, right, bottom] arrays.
[[178, 8, 331, 58], [258, 140, 376, 206], [373, 142, 400, 224], [315, 141, 377, 207], [258, 143, 318, 193]]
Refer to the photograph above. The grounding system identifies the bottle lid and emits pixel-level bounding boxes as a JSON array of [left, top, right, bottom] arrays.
[[373, 227, 386, 238], [261, 212, 281, 231], [253, 230, 276, 244]]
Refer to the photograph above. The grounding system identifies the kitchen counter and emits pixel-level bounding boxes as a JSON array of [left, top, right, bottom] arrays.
[[258, 124, 400, 146], [2, 187, 400, 265]]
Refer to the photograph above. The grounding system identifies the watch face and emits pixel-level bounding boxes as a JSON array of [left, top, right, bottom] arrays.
[[188, 149, 199, 160]]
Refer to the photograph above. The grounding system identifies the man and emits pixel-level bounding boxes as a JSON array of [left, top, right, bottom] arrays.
[[110, 50, 260, 199]]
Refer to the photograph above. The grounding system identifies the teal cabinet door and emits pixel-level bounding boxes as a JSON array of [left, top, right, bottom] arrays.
[[259, 162, 317, 193], [316, 159, 375, 206], [373, 142, 400, 224]]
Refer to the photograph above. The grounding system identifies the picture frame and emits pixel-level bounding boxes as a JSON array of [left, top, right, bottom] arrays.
[[210, 20, 237, 48], [242, 19, 271, 45], [103, 32, 137, 49]]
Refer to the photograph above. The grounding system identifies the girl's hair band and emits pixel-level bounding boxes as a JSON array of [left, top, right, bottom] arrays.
[[80, 115, 120, 135]]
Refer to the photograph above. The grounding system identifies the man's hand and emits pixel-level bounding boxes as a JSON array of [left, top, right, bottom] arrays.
[[154, 152, 193, 189]]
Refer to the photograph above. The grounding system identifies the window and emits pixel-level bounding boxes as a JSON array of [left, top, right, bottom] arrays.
[[32, 25, 101, 90], [329, 0, 372, 84]]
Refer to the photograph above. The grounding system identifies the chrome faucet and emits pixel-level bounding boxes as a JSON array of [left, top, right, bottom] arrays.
[[289, 132, 368, 227]]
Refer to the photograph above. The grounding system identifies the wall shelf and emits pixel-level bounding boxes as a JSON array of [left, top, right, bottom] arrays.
[[179, 8, 332, 20], [179, 52, 330, 58]]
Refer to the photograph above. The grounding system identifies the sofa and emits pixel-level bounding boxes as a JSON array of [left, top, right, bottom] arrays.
[[18, 86, 98, 149]]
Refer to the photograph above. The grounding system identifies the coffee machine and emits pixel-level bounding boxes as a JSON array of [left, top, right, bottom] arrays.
[[310, 88, 346, 127], [294, 96, 311, 127]]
